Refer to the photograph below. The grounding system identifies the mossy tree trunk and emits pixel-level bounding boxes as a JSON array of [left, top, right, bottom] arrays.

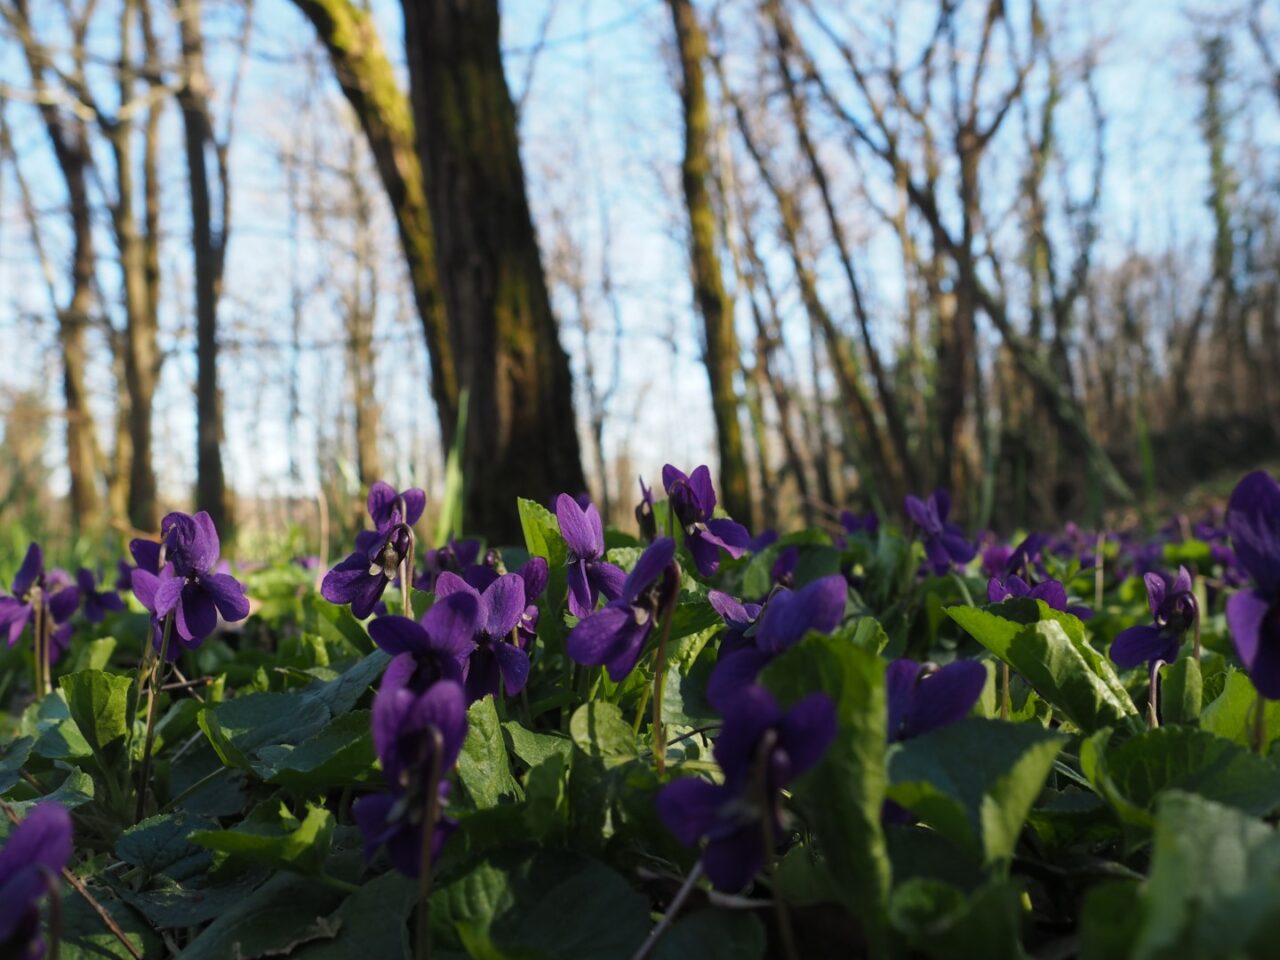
[[292, 0, 586, 540], [666, 0, 753, 527], [400, 0, 585, 541], [175, 0, 232, 536]]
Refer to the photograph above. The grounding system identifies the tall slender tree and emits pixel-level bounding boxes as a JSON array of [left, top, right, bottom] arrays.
[[666, 0, 753, 526]]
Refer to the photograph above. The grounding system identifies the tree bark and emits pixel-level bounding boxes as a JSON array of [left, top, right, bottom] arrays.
[[175, 0, 231, 534], [113, 0, 162, 531], [666, 0, 753, 526], [400, 0, 585, 541], [6, 0, 103, 530]]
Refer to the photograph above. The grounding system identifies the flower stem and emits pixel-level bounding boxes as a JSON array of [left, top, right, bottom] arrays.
[[629, 861, 704, 960], [651, 586, 680, 777], [754, 731, 798, 960], [1148, 659, 1164, 729], [32, 594, 44, 698], [135, 613, 174, 823], [1192, 610, 1202, 663], [416, 728, 445, 960], [401, 527, 416, 618]]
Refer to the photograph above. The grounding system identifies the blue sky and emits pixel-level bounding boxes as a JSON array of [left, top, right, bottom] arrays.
[[0, 0, 1273, 527]]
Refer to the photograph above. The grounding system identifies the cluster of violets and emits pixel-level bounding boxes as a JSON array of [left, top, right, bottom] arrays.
[[311, 466, 1280, 892], [0, 510, 253, 670], [0, 545, 123, 663], [3, 464, 1275, 924]]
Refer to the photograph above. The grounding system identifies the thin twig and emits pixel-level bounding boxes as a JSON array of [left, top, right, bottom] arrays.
[[630, 861, 704, 960]]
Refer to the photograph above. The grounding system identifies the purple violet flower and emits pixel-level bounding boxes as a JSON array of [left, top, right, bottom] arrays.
[[707, 590, 762, 659], [1225, 471, 1280, 698], [981, 543, 1014, 578], [987, 574, 1093, 619], [566, 537, 679, 681], [366, 481, 426, 533], [355, 679, 467, 878], [636, 478, 657, 542], [368, 591, 479, 695], [322, 525, 414, 620], [1110, 567, 1197, 670], [662, 465, 750, 576], [556, 493, 626, 619], [839, 510, 879, 541], [0, 803, 73, 960], [77, 568, 125, 624], [771, 547, 798, 589], [904, 491, 976, 574], [885, 659, 987, 743], [706, 576, 846, 710], [657, 685, 835, 891], [414, 538, 483, 594], [131, 512, 249, 652], [434, 571, 530, 702], [0, 545, 80, 661]]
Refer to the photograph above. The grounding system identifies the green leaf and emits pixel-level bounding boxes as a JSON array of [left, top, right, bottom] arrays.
[[68, 636, 118, 673], [1160, 657, 1202, 725], [430, 850, 651, 959], [114, 867, 266, 930], [761, 635, 892, 958], [887, 717, 1066, 863], [60, 884, 162, 959], [569, 701, 637, 764], [189, 801, 335, 877], [196, 707, 251, 770], [457, 696, 521, 808], [59, 669, 133, 763], [1125, 791, 1280, 960], [175, 872, 346, 960], [652, 910, 765, 960], [9, 768, 95, 813], [889, 877, 1026, 960], [253, 711, 377, 790], [517, 497, 567, 568], [502, 721, 572, 768], [1080, 726, 1280, 827], [0, 736, 33, 795], [1079, 880, 1143, 960], [950, 607, 1138, 733], [1200, 668, 1280, 753], [198, 691, 330, 769], [301, 650, 391, 715], [116, 813, 217, 881], [522, 751, 571, 840], [291, 872, 416, 959], [306, 594, 375, 656]]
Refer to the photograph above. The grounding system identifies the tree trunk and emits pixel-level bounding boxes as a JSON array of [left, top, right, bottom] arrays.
[[345, 142, 384, 486], [175, 0, 231, 534], [400, 0, 585, 541], [114, 0, 161, 531], [666, 0, 753, 526], [7, 0, 102, 530]]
